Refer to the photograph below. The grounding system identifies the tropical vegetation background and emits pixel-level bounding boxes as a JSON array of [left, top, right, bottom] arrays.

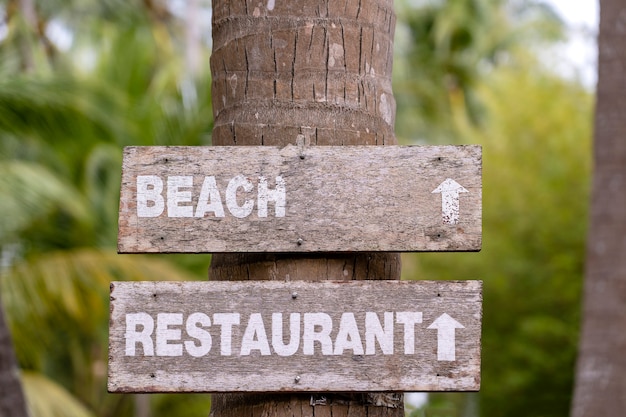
[[0, 1, 592, 416]]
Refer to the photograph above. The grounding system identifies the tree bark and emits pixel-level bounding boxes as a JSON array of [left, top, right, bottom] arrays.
[[209, 0, 403, 415], [8, 0, 38, 72], [571, 1, 626, 416], [0, 297, 29, 417]]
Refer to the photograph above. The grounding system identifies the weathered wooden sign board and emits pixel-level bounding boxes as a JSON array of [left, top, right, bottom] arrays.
[[108, 280, 482, 393], [117, 145, 481, 253]]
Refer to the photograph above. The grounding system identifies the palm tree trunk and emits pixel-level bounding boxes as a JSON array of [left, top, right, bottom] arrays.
[[209, 0, 403, 415], [9, 0, 38, 71], [0, 297, 29, 417], [571, 1, 626, 415]]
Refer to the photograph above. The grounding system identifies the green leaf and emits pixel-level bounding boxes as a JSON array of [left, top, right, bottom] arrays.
[[22, 372, 96, 417], [0, 161, 90, 243]]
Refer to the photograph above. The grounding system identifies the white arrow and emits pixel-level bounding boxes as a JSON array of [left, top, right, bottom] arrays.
[[432, 179, 469, 225], [427, 313, 465, 361]]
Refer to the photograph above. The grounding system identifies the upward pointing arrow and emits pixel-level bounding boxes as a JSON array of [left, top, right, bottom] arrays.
[[432, 179, 469, 225], [427, 313, 465, 361]]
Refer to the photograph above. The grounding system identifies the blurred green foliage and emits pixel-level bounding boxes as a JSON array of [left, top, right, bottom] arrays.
[[402, 66, 591, 417], [1, 1, 213, 416], [0, 1, 591, 417], [397, 1, 591, 416]]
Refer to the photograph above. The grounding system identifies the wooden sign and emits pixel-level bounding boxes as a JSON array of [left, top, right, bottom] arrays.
[[117, 145, 481, 253], [108, 280, 482, 393]]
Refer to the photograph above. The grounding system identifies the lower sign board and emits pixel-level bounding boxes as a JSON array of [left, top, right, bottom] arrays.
[[108, 280, 482, 393], [117, 145, 482, 253]]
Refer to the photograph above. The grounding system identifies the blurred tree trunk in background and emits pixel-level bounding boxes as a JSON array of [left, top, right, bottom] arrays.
[[11, 0, 38, 71], [208, 0, 403, 416], [0, 299, 29, 417], [571, 1, 626, 416]]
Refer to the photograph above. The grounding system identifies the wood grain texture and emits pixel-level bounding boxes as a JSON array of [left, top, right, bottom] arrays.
[[108, 280, 482, 393], [117, 145, 481, 253], [211, 0, 396, 147], [207, 0, 406, 414]]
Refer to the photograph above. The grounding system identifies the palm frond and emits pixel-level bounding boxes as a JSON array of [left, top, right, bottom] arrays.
[[22, 372, 96, 417], [0, 160, 91, 244], [0, 75, 132, 147], [2, 248, 201, 368]]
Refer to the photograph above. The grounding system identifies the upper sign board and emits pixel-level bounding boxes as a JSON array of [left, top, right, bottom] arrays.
[[108, 280, 482, 393], [118, 145, 481, 253]]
